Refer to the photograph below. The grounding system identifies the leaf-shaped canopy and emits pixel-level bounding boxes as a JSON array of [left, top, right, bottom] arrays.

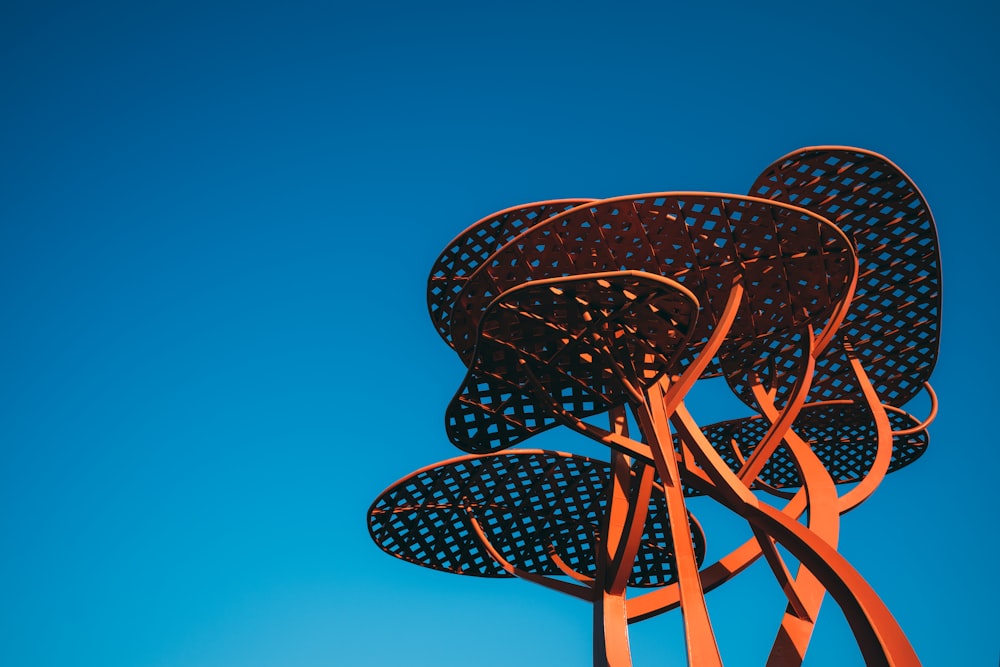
[[446, 271, 698, 454], [679, 401, 928, 494], [438, 193, 855, 453], [368, 450, 705, 588], [446, 194, 855, 376], [428, 200, 593, 349], [743, 146, 942, 407]]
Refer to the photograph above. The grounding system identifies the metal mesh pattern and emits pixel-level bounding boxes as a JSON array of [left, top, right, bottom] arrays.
[[368, 451, 706, 587], [445, 194, 856, 381], [748, 147, 941, 407], [685, 402, 928, 490], [446, 273, 698, 453], [427, 200, 592, 352]]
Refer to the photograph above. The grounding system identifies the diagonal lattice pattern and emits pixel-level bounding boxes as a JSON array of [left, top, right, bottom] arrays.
[[428, 200, 593, 352], [447, 272, 698, 453], [747, 147, 941, 408], [683, 401, 928, 491], [368, 450, 706, 587], [446, 194, 855, 373], [439, 194, 856, 453]]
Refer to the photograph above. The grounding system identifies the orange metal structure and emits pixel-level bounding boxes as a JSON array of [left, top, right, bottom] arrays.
[[368, 147, 941, 666]]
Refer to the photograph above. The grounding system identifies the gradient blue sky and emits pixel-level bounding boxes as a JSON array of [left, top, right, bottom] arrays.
[[2, 1, 997, 665]]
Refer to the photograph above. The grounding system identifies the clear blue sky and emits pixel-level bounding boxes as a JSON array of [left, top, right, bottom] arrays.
[[2, 1, 997, 665]]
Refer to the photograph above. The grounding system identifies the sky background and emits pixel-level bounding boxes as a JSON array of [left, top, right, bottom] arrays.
[[2, 1, 998, 665]]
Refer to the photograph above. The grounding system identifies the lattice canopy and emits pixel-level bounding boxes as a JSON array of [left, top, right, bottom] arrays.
[[686, 401, 928, 492], [440, 194, 856, 454], [369, 450, 706, 587], [447, 194, 854, 366], [447, 272, 699, 453], [428, 200, 593, 345], [743, 147, 941, 409]]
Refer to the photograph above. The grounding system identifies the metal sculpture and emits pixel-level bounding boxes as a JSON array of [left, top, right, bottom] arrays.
[[368, 146, 940, 666]]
